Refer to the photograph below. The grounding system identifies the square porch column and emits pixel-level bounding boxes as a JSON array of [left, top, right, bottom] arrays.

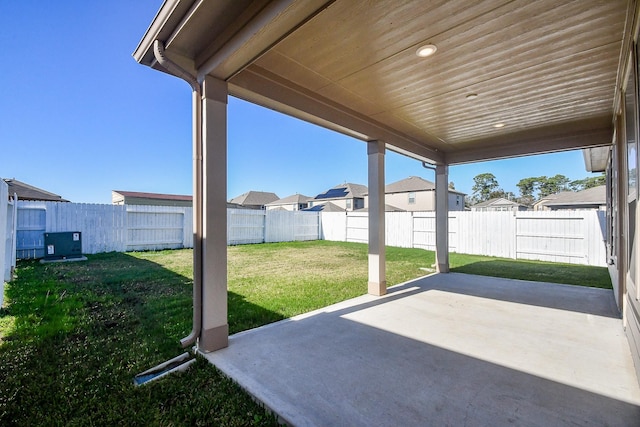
[[199, 76, 229, 351], [435, 164, 450, 273], [368, 140, 386, 295]]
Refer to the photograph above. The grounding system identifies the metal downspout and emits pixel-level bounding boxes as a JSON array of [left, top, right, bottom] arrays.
[[10, 193, 18, 278], [153, 40, 203, 348], [421, 161, 436, 171]]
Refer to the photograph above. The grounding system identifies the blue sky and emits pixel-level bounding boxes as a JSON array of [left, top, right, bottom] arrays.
[[1, 1, 596, 204]]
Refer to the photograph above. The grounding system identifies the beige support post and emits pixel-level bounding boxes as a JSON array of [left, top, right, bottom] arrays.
[[199, 76, 229, 352], [368, 140, 386, 295], [435, 164, 450, 273]]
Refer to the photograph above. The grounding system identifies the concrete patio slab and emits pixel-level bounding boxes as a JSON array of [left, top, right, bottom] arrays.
[[203, 273, 640, 426]]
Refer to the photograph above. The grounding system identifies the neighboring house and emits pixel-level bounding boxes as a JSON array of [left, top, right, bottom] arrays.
[[311, 183, 367, 211], [302, 201, 345, 212], [265, 194, 312, 211], [112, 190, 192, 207], [534, 186, 606, 211], [471, 198, 529, 212], [229, 191, 279, 210], [382, 176, 465, 211], [3, 178, 69, 202], [532, 192, 573, 211]]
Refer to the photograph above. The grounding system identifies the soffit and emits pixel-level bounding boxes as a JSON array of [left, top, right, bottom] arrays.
[[136, 0, 630, 165]]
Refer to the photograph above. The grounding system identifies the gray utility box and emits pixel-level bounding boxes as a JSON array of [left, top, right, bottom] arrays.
[[44, 232, 83, 260]]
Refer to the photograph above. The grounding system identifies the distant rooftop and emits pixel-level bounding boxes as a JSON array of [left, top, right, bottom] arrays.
[[542, 185, 606, 207], [112, 190, 192, 202], [229, 191, 279, 207], [384, 176, 465, 195], [266, 194, 312, 206], [3, 178, 69, 202], [303, 202, 345, 212], [356, 204, 405, 212], [315, 183, 367, 200], [472, 197, 525, 208]]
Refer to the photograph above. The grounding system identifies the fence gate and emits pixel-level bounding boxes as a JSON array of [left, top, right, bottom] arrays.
[[16, 206, 46, 259]]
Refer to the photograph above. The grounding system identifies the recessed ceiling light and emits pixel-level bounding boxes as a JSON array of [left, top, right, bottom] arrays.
[[466, 93, 478, 100], [493, 123, 505, 128], [416, 44, 437, 58]]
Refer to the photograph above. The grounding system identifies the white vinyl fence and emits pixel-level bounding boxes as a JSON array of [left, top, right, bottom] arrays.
[[227, 208, 320, 245], [14, 202, 320, 259], [2, 181, 18, 307], [321, 210, 608, 267], [15, 202, 193, 258], [10, 201, 607, 267]]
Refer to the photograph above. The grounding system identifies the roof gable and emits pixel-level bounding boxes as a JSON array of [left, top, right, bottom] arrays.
[[385, 176, 434, 193]]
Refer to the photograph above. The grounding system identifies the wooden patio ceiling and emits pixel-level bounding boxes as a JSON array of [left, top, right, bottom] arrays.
[[134, 0, 630, 165]]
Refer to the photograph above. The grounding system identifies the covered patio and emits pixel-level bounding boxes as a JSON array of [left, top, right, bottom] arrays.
[[134, 0, 640, 424], [205, 273, 640, 426]]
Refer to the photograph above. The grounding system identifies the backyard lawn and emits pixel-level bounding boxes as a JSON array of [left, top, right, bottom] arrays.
[[0, 241, 611, 426]]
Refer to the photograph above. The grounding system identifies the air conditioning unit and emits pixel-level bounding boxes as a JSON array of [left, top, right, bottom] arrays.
[[44, 232, 83, 260]]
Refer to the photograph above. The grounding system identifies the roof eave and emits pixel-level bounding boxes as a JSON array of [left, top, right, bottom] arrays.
[[133, 0, 187, 66]]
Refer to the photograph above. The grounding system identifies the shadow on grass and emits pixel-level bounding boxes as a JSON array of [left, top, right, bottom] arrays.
[[229, 291, 286, 335], [0, 252, 280, 426], [450, 259, 612, 289]]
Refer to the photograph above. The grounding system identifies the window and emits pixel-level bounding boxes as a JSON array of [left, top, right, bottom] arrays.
[[627, 51, 638, 200], [408, 192, 416, 204], [346, 199, 352, 209]]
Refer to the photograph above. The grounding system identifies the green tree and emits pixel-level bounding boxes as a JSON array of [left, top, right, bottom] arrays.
[[569, 173, 606, 191], [495, 190, 516, 201], [471, 173, 500, 203], [537, 174, 570, 197], [516, 177, 539, 205]]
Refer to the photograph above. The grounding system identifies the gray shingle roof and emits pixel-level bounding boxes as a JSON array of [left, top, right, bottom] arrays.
[[113, 190, 192, 202], [266, 193, 312, 206], [385, 176, 434, 193], [229, 191, 279, 206], [543, 185, 606, 207], [315, 183, 367, 200], [378, 176, 466, 195], [303, 202, 345, 212], [4, 178, 69, 202], [356, 204, 405, 212], [472, 197, 523, 208]]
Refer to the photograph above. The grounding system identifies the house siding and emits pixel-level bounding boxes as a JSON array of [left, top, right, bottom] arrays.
[[369, 191, 465, 212], [386, 191, 434, 211]]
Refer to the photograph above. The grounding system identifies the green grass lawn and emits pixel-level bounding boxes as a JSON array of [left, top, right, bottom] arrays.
[[0, 241, 611, 425]]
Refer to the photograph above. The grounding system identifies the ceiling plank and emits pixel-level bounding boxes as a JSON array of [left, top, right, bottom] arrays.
[[230, 66, 445, 164]]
